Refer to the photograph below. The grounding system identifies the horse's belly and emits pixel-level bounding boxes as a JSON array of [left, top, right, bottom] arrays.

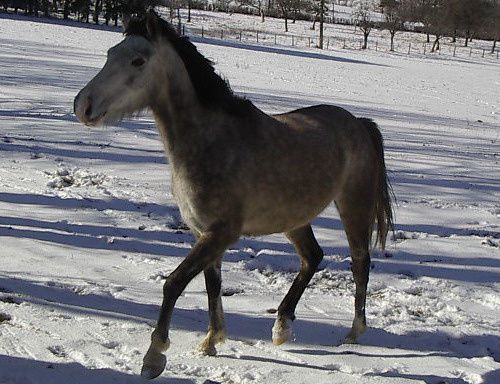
[[241, 193, 335, 235]]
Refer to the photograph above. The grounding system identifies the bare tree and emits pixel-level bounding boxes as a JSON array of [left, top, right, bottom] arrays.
[[276, 0, 298, 31], [236, 0, 267, 22], [485, 0, 500, 53], [455, 0, 490, 47], [380, 0, 405, 51], [353, 0, 376, 49]]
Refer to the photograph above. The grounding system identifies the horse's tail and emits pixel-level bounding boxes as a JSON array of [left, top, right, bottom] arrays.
[[359, 118, 395, 250]]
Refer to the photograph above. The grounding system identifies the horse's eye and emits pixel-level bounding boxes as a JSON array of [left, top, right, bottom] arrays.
[[131, 57, 145, 67]]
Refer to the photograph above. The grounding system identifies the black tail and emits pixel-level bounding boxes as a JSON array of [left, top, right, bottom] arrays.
[[359, 118, 395, 250]]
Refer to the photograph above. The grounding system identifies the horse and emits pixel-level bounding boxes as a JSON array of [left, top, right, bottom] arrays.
[[74, 10, 393, 379]]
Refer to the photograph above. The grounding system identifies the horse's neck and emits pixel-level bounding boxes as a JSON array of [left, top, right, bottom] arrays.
[[150, 56, 205, 158]]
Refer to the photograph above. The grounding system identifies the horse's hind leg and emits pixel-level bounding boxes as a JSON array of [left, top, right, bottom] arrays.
[[198, 258, 226, 356], [336, 197, 374, 344], [272, 225, 324, 345]]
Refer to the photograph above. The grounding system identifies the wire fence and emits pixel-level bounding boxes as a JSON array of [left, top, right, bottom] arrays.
[[181, 24, 499, 62]]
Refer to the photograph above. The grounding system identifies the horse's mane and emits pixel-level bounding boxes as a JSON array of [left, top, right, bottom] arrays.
[[124, 13, 253, 116]]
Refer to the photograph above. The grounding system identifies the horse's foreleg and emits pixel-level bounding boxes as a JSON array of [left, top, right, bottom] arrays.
[[272, 225, 323, 345], [198, 258, 226, 356], [141, 226, 237, 379]]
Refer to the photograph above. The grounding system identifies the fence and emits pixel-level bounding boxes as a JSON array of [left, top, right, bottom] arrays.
[[181, 24, 499, 62]]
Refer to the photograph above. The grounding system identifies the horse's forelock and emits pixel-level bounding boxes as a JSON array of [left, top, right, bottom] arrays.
[[123, 17, 150, 39], [123, 11, 252, 115]]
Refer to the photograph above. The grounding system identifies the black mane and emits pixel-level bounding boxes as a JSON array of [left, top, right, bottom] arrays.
[[124, 14, 253, 115]]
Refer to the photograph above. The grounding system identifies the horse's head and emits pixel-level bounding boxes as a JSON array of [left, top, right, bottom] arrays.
[[74, 10, 169, 126]]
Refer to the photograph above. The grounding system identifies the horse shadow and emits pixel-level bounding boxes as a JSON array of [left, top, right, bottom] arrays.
[[0, 354, 194, 384], [1, 275, 498, 364]]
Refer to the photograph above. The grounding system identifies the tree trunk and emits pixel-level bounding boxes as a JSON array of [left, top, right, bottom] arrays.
[[390, 31, 395, 51], [188, 1, 191, 22], [464, 30, 470, 47], [177, 8, 181, 33], [362, 31, 368, 49], [42, 0, 50, 17], [93, 0, 101, 25], [63, 0, 69, 19], [431, 36, 440, 53], [261, 9, 265, 22], [491, 39, 497, 54], [319, 0, 324, 49], [426, 32, 430, 43]]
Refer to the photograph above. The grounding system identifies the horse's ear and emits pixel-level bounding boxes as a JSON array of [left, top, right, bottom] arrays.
[[146, 9, 161, 40]]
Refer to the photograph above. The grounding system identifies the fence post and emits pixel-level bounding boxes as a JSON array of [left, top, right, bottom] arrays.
[[470, 47, 472, 57], [308, 37, 311, 47], [274, 34, 277, 45], [375, 41, 378, 51], [343, 39, 346, 49], [408, 43, 411, 54], [482, 49, 485, 58], [221, 29, 223, 39], [453, 45, 456, 57], [423, 43, 426, 55], [326, 37, 330, 50], [202, 26, 204, 38], [292, 36, 294, 46], [182, 25, 185, 36], [239, 30, 242, 41]]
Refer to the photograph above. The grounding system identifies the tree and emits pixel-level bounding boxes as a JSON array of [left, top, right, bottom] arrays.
[[276, 0, 295, 31], [485, 0, 500, 53], [427, 0, 448, 52], [381, 0, 405, 51], [455, 0, 490, 47], [354, 0, 376, 49], [236, 0, 267, 22]]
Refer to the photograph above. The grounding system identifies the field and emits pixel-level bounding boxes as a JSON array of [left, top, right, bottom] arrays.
[[0, 12, 499, 384]]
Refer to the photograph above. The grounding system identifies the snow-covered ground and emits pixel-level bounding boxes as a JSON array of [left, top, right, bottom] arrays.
[[0, 14, 499, 384]]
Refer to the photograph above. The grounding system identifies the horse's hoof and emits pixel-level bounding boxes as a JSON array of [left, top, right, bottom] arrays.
[[343, 321, 366, 344], [198, 343, 217, 356], [272, 318, 292, 346], [141, 352, 166, 379], [343, 333, 358, 344]]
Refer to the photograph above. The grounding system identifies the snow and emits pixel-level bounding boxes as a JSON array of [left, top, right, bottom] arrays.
[[0, 12, 499, 384]]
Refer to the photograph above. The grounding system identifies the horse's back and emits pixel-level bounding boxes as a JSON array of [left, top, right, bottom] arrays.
[[272, 104, 361, 133]]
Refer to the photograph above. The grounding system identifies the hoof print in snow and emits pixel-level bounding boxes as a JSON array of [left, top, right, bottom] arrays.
[[102, 341, 120, 349], [482, 238, 499, 248], [0, 312, 12, 323], [0, 296, 21, 305], [48, 345, 67, 358], [222, 287, 244, 296], [30, 152, 42, 159]]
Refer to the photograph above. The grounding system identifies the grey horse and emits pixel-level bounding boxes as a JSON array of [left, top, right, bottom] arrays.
[[74, 10, 394, 379]]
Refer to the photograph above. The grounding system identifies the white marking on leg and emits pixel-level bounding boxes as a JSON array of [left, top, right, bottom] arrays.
[[272, 317, 293, 346]]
